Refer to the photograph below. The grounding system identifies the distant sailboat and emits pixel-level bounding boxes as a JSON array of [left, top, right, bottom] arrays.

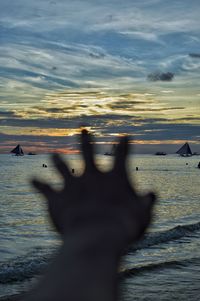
[[104, 144, 116, 156], [11, 144, 24, 156], [155, 152, 167, 156], [176, 142, 193, 157]]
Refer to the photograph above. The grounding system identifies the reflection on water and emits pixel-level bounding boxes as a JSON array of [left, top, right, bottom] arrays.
[[0, 154, 199, 299]]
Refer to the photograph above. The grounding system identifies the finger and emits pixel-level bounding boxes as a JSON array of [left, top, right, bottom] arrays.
[[52, 153, 72, 180], [81, 129, 96, 171], [148, 192, 156, 204], [113, 136, 129, 173], [142, 192, 156, 212], [32, 179, 56, 199], [32, 179, 62, 231]]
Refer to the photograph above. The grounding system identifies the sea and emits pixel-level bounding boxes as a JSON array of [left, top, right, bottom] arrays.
[[0, 153, 200, 300]]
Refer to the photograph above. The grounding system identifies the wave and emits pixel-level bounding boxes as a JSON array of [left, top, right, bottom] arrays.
[[0, 222, 199, 284], [0, 247, 56, 284], [129, 221, 200, 251], [119, 257, 200, 279], [1, 254, 199, 285]]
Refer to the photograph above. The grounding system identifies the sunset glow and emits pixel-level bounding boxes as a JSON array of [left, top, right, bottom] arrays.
[[0, 0, 199, 153]]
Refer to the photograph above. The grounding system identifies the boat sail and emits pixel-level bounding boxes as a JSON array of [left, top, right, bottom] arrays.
[[11, 144, 24, 156], [176, 142, 193, 157]]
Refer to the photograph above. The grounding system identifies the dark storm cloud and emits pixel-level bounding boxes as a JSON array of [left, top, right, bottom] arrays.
[[147, 72, 174, 81], [189, 53, 200, 58]]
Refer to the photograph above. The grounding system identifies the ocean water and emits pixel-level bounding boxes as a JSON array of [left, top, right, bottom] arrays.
[[0, 154, 200, 300]]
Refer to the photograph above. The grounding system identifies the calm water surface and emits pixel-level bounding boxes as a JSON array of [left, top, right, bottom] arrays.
[[0, 154, 199, 300]]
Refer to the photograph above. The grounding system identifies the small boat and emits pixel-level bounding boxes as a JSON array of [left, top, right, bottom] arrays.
[[176, 142, 193, 157], [28, 152, 36, 155], [155, 152, 167, 156], [104, 144, 116, 156], [11, 144, 24, 156], [193, 152, 200, 156], [104, 152, 114, 156]]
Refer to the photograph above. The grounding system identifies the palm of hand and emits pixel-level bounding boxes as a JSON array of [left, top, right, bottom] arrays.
[[33, 130, 155, 251]]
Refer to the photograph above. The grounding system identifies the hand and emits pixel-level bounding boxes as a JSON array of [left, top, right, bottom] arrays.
[[33, 130, 155, 251]]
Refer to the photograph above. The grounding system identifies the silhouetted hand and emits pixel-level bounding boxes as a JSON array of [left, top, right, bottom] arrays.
[[25, 129, 156, 301], [33, 129, 155, 252]]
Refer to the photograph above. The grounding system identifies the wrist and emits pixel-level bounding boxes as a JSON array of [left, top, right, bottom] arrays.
[[57, 232, 120, 301], [62, 220, 126, 258]]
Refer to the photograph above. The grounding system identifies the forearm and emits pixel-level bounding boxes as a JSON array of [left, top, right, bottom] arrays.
[[60, 241, 119, 301], [25, 229, 120, 301]]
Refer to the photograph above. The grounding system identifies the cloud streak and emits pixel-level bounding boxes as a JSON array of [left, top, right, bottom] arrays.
[[0, 0, 199, 152]]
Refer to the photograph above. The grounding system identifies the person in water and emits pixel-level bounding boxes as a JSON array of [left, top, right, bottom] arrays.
[[24, 129, 155, 301]]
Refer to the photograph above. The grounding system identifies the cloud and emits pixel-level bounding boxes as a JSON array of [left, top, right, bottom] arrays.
[[1, 119, 199, 149], [182, 56, 200, 71], [0, 110, 17, 118], [0, 40, 147, 96], [147, 72, 174, 81], [189, 53, 200, 58], [0, 0, 200, 100], [119, 31, 160, 42], [0, 0, 200, 152]]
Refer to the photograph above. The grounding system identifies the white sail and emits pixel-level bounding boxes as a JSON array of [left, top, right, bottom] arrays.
[[176, 142, 192, 156]]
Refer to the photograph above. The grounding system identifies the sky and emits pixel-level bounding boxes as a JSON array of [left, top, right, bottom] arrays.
[[0, 0, 200, 154]]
